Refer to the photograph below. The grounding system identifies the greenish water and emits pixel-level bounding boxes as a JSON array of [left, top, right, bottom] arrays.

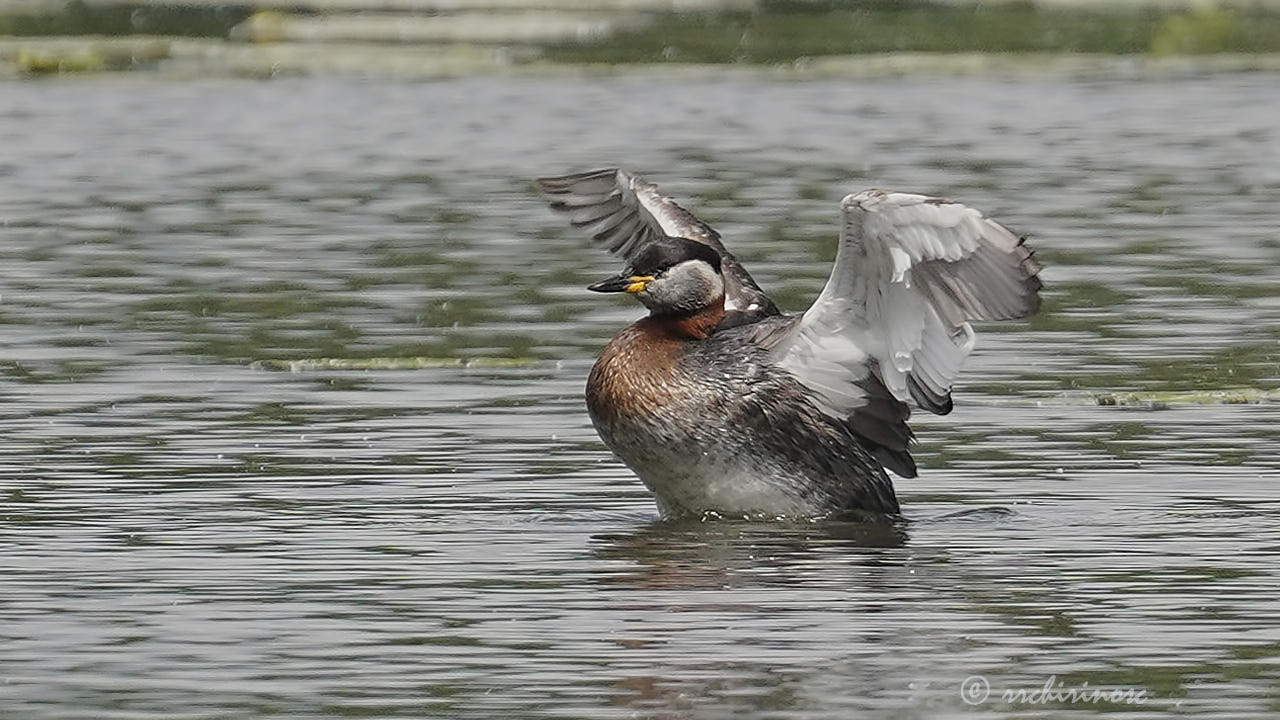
[[546, 3, 1280, 62], [1, 75, 1278, 718], [6, 1, 1280, 71], [0, 2, 250, 38]]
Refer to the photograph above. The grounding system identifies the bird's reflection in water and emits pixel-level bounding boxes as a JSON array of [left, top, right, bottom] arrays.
[[586, 516, 921, 715], [590, 514, 910, 591]]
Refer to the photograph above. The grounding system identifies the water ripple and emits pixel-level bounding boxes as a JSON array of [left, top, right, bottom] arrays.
[[1, 74, 1278, 718]]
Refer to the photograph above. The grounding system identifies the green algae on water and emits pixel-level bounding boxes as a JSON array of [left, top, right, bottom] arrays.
[[253, 357, 542, 372]]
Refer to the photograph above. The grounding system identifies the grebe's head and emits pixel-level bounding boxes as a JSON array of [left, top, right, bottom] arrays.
[[588, 237, 724, 316]]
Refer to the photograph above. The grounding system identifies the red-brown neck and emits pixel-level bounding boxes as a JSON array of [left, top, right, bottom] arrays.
[[586, 295, 725, 426], [639, 296, 725, 341]]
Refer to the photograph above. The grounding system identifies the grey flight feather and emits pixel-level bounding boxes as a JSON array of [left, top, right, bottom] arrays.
[[535, 168, 778, 321]]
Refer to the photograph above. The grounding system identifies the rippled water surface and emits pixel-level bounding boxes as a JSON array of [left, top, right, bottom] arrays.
[[2, 74, 1279, 718]]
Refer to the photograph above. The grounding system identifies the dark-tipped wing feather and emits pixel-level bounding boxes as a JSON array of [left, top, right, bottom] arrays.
[[740, 315, 918, 479]]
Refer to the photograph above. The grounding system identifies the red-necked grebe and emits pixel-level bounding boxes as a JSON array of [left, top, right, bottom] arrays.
[[537, 168, 1042, 520]]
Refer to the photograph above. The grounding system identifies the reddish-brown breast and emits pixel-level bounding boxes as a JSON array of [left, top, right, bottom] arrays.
[[586, 300, 724, 425]]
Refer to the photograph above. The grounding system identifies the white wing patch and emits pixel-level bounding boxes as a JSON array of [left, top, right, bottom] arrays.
[[628, 174, 713, 243], [776, 188, 1041, 417]]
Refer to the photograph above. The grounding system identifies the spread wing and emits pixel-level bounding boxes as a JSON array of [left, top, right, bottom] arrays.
[[535, 168, 778, 320], [772, 190, 1042, 473]]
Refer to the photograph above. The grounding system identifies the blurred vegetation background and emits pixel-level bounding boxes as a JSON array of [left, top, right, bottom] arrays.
[[3, 0, 1280, 76]]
